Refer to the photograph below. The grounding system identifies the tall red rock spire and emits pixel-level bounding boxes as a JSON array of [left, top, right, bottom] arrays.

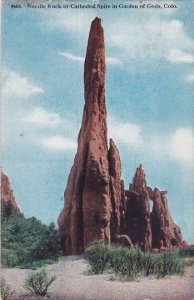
[[58, 18, 112, 254]]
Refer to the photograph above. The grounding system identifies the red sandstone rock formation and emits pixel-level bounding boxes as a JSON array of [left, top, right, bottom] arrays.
[[58, 18, 128, 254], [125, 165, 152, 251], [1, 171, 21, 217], [109, 139, 132, 247], [58, 18, 186, 254], [120, 179, 127, 234], [109, 139, 122, 240], [149, 187, 187, 249], [126, 165, 186, 250]]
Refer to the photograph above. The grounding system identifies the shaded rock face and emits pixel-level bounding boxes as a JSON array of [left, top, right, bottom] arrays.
[[149, 187, 186, 249], [125, 166, 186, 250], [58, 18, 127, 254], [109, 139, 122, 240], [1, 171, 21, 217], [125, 165, 152, 251], [109, 139, 132, 247]]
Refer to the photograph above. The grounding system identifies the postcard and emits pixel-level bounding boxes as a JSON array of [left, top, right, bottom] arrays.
[[1, 1, 194, 299]]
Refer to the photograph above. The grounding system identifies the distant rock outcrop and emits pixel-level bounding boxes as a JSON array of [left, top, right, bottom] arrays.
[[1, 171, 21, 218], [58, 18, 186, 254]]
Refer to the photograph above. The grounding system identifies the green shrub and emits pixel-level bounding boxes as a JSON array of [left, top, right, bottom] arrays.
[[109, 246, 144, 280], [13, 245, 33, 266], [0, 278, 14, 300], [177, 247, 194, 258], [85, 242, 185, 281], [1, 201, 15, 221], [141, 252, 155, 277], [154, 251, 185, 278], [20, 258, 59, 270], [85, 240, 111, 274], [1, 216, 60, 268], [1, 249, 19, 268], [24, 269, 56, 296]]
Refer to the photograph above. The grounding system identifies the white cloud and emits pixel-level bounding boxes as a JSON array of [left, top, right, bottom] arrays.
[[145, 127, 194, 165], [107, 18, 194, 66], [41, 135, 77, 151], [106, 56, 122, 66], [43, 10, 95, 34], [170, 128, 194, 164], [59, 51, 121, 66], [2, 69, 43, 98], [22, 108, 62, 127], [59, 52, 84, 62], [108, 119, 193, 166], [185, 73, 194, 82], [108, 117, 142, 147], [168, 49, 194, 63], [42, 9, 194, 69]]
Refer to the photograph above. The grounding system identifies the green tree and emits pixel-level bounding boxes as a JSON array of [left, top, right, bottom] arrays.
[[1, 215, 60, 268]]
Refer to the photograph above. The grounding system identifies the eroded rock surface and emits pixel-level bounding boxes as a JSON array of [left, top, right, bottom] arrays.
[[1, 171, 21, 217], [109, 139, 132, 247], [125, 165, 186, 250], [149, 187, 187, 249], [125, 165, 152, 251]]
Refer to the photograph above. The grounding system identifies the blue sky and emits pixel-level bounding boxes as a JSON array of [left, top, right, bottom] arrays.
[[2, 1, 194, 243]]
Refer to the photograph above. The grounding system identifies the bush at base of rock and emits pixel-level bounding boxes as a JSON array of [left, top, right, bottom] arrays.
[[154, 251, 185, 278], [85, 240, 111, 274], [109, 246, 144, 280], [85, 241, 185, 280], [86, 241, 144, 279], [140, 252, 155, 277], [177, 247, 194, 258]]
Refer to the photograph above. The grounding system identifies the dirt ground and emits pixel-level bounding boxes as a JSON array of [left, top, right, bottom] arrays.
[[1, 255, 194, 300]]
